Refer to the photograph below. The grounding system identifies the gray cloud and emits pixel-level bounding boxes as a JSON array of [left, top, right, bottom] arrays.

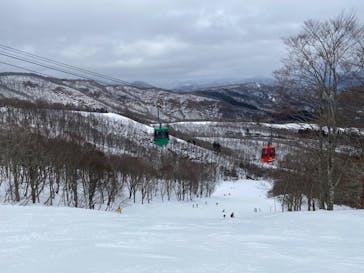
[[1, 0, 363, 88]]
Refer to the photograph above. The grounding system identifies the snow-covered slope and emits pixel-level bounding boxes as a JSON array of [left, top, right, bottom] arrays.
[[0, 73, 107, 109], [0, 72, 224, 122], [0, 72, 292, 122], [1, 179, 363, 273], [103, 85, 222, 122]]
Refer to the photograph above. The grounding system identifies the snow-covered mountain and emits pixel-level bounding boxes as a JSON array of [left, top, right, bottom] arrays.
[[0, 73, 106, 110], [188, 82, 281, 119], [0, 73, 227, 122], [0, 72, 282, 123]]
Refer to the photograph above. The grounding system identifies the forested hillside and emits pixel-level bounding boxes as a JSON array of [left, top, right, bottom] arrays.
[[0, 101, 227, 209]]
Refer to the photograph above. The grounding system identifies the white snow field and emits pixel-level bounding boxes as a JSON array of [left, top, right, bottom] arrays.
[[1, 180, 364, 273]]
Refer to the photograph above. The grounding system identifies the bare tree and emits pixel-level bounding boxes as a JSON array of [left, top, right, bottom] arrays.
[[275, 13, 364, 210]]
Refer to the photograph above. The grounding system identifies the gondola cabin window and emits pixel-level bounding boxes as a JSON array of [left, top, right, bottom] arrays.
[[261, 146, 276, 163]]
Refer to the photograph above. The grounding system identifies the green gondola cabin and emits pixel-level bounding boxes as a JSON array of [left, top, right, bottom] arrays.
[[153, 127, 169, 146]]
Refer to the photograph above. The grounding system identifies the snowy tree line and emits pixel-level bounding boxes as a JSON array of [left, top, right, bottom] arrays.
[[271, 13, 364, 211], [0, 100, 218, 209], [270, 137, 363, 211]]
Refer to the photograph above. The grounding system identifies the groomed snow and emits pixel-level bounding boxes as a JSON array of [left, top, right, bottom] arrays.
[[1, 180, 363, 273]]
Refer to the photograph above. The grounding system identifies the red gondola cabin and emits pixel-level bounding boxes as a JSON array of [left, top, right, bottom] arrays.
[[261, 145, 276, 163]]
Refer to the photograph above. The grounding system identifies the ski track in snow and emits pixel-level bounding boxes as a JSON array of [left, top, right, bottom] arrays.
[[1, 180, 364, 273]]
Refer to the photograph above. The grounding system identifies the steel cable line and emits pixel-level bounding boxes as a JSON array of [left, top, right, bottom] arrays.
[[0, 43, 131, 85], [0, 50, 112, 85], [0, 60, 52, 78]]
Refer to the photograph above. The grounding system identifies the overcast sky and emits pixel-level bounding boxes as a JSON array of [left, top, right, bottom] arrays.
[[0, 0, 363, 88]]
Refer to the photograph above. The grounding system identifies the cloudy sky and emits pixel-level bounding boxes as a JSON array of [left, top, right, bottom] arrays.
[[0, 0, 363, 88]]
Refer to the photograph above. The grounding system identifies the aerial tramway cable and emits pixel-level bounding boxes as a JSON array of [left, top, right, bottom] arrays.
[[0, 43, 152, 89], [0, 50, 112, 85], [0, 43, 130, 85], [0, 60, 52, 78]]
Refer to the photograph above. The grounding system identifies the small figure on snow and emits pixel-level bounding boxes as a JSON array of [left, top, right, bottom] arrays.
[[230, 212, 234, 218], [116, 207, 122, 214]]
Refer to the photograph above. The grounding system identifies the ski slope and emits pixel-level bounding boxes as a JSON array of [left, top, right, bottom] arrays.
[[1, 180, 364, 273]]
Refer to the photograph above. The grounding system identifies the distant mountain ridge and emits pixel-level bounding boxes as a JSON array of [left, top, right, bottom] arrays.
[[187, 81, 281, 119], [0, 72, 280, 122]]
